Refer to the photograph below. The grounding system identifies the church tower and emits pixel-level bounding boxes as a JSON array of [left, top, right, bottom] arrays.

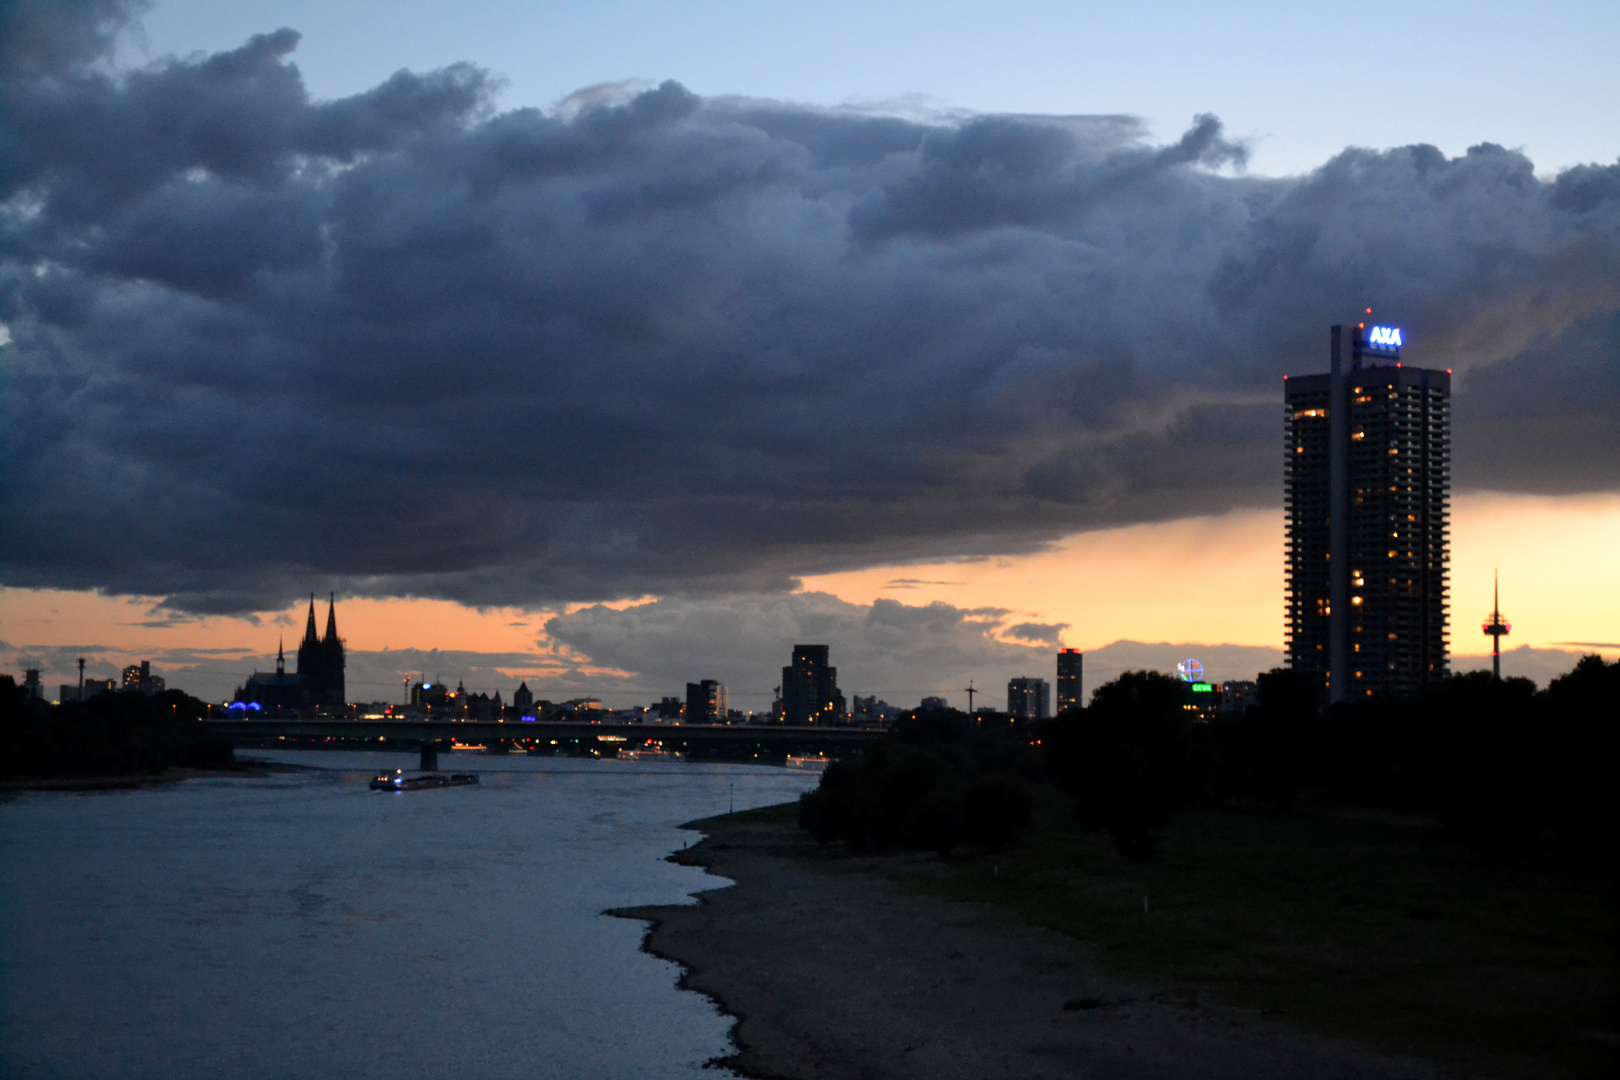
[[295, 593, 346, 708], [321, 592, 346, 706], [296, 594, 322, 708]]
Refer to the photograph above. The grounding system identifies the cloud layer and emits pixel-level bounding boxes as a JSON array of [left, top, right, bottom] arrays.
[[3, 2, 1618, 615]]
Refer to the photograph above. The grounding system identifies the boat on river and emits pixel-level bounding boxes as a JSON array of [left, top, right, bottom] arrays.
[[618, 746, 683, 762], [370, 770, 479, 791]]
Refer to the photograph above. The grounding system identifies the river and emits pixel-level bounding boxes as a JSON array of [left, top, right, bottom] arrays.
[[0, 750, 820, 1079]]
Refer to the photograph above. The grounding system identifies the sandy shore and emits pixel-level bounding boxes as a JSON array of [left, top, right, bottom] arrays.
[[614, 808, 1457, 1080], [0, 760, 300, 792]]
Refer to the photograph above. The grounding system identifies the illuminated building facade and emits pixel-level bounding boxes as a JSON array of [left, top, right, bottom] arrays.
[[780, 644, 845, 724], [121, 660, 166, 696], [1006, 676, 1051, 720], [685, 678, 729, 724], [1285, 322, 1450, 702], [1055, 649, 1083, 712], [1219, 680, 1259, 714]]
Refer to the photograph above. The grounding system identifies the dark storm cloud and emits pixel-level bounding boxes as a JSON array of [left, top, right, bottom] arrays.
[[2, 1, 1618, 614], [1005, 622, 1067, 647]]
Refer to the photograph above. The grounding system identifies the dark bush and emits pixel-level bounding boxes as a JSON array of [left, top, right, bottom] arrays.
[[1249, 667, 1317, 812], [1042, 670, 1197, 860], [961, 773, 1033, 853], [1538, 655, 1620, 860], [797, 707, 1037, 856]]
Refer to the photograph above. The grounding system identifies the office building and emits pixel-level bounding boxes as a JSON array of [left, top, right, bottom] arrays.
[[851, 695, 899, 726], [59, 678, 117, 704], [1219, 680, 1259, 715], [1056, 649, 1083, 712], [1006, 676, 1051, 720], [685, 679, 729, 724], [1285, 321, 1449, 702], [121, 660, 166, 696], [780, 644, 845, 724]]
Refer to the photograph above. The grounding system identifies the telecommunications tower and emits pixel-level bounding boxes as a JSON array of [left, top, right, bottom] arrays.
[[1482, 572, 1511, 680]]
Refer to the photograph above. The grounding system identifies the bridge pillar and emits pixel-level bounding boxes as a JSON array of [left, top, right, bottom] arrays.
[[419, 742, 439, 771]]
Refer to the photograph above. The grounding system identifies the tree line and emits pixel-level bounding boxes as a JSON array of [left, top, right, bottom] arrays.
[[799, 656, 1619, 862], [0, 677, 235, 779]]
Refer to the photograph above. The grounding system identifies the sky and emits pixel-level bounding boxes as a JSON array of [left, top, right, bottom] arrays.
[[2, 0, 1617, 706]]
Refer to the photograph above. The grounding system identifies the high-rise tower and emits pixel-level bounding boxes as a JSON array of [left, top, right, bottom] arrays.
[[780, 645, 845, 724], [1006, 677, 1051, 720], [1285, 319, 1450, 702], [1055, 649, 1083, 712]]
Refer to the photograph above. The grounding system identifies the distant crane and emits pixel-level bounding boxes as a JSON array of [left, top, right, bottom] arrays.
[[1482, 571, 1511, 680]]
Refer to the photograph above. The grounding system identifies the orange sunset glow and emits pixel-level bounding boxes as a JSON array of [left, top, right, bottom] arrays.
[[5, 492, 1615, 699]]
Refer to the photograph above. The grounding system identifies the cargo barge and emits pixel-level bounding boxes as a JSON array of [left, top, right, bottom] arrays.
[[370, 770, 479, 791]]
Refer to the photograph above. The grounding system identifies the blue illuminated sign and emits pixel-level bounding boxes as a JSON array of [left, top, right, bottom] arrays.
[[1366, 325, 1402, 348], [1176, 658, 1204, 683]]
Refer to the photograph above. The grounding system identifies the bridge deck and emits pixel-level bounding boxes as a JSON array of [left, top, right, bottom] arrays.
[[206, 719, 884, 746]]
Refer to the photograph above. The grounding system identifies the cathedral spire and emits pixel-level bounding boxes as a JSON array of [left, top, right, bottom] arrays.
[[323, 592, 340, 645], [276, 636, 285, 675], [302, 594, 319, 646]]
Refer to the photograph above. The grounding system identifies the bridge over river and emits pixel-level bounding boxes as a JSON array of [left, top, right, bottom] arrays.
[[206, 718, 884, 769]]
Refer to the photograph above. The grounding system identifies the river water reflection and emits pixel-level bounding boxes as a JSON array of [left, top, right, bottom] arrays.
[[0, 750, 818, 1079]]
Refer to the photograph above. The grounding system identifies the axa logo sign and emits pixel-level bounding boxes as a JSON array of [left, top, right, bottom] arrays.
[[1366, 325, 1402, 347]]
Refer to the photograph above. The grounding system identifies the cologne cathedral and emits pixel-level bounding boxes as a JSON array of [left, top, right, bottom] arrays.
[[235, 594, 346, 710]]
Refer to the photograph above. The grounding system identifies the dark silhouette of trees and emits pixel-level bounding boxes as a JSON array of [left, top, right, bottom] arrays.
[[1249, 667, 1317, 812], [0, 677, 233, 779], [1539, 655, 1620, 857], [961, 773, 1033, 853], [799, 656, 1619, 864], [1042, 671, 1197, 860], [1426, 672, 1541, 853], [798, 706, 1036, 856]]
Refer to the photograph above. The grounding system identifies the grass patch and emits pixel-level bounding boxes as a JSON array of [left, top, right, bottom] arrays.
[[918, 800, 1617, 1079]]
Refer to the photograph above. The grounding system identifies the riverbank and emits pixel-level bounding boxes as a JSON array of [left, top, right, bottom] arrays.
[[613, 805, 1453, 1080], [0, 759, 301, 792]]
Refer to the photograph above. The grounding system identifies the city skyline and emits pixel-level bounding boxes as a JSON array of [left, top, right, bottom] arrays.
[[2, 2, 1617, 706]]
